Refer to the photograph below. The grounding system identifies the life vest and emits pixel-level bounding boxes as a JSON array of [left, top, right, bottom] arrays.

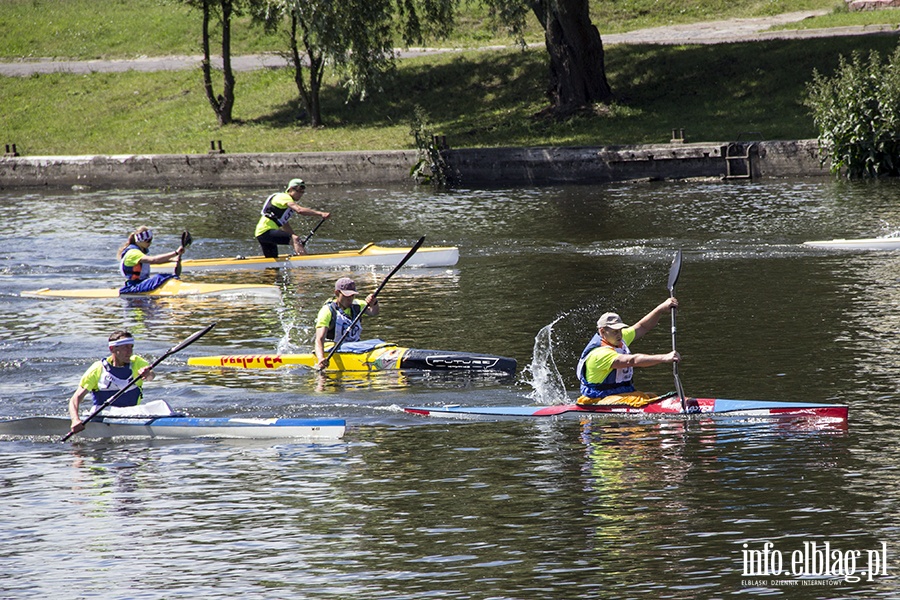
[[119, 243, 149, 282], [91, 359, 142, 407], [576, 333, 635, 398], [261, 193, 294, 227], [325, 301, 363, 343]]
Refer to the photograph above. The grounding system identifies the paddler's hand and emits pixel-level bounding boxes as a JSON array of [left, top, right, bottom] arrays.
[[663, 350, 680, 363], [138, 365, 155, 382], [291, 234, 307, 256], [315, 357, 329, 371], [319, 211, 331, 220], [662, 297, 678, 312], [69, 420, 85, 434]]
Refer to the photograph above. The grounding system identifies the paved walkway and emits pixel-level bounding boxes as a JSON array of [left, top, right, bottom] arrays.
[[1, 11, 897, 77]]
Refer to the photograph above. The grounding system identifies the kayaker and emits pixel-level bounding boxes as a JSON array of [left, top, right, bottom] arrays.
[[314, 277, 380, 369], [255, 178, 331, 258], [118, 226, 185, 293], [68, 330, 159, 433], [576, 298, 680, 406]]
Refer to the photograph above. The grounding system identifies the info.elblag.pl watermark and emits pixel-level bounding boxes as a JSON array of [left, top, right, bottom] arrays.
[[742, 541, 890, 585]]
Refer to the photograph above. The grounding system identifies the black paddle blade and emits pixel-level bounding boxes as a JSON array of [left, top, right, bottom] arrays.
[[667, 249, 683, 294], [181, 230, 193, 248]]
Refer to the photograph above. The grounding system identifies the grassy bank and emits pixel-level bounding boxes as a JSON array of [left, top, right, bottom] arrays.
[[2, 0, 900, 155], [0, 0, 854, 59]]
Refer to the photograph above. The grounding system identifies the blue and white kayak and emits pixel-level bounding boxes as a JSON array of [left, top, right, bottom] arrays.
[[405, 396, 849, 421], [0, 415, 346, 440]]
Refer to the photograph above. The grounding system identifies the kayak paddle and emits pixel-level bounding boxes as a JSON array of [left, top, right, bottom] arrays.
[[62, 322, 216, 442], [300, 216, 328, 251], [321, 236, 426, 368], [174, 230, 193, 278], [667, 250, 689, 412]]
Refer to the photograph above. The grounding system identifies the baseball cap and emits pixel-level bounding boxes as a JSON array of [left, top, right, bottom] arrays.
[[286, 178, 306, 191], [597, 312, 628, 330], [335, 277, 358, 296]]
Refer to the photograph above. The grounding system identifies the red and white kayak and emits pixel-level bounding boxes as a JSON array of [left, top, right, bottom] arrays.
[[405, 395, 848, 421]]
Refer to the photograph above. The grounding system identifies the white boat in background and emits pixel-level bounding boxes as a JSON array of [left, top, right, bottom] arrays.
[[803, 231, 900, 250], [157, 243, 459, 272]]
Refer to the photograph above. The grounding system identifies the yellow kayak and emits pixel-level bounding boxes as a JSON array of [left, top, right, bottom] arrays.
[[188, 340, 517, 374], [157, 243, 459, 272], [21, 278, 281, 299]]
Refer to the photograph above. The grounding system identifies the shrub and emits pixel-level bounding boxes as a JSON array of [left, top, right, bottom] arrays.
[[804, 47, 900, 178]]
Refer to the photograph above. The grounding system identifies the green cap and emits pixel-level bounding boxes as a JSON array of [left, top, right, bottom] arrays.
[[286, 178, 306, 191]]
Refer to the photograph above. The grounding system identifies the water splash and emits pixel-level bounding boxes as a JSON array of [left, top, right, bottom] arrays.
[[520, 314, 569, 405]]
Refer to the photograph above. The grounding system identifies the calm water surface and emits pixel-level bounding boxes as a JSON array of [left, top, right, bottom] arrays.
[[0, 179, 898, 599]]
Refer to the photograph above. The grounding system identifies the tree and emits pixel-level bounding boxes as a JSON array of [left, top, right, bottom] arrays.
[[255, 0, 418, 127], [489, 0, 613, 116], [258, 0, 611, 126], [182, 0, 239, 125]]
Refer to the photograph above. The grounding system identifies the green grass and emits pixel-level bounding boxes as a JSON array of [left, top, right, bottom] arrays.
[[3, 0, 900, 155], [5, 34, 900, 155], [0, 0, 854, 59]]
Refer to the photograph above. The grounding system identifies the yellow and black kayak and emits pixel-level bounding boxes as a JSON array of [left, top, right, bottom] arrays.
[[188, 339, 517, 374], [158, 243, 459, 272], [20, 278, 281, 299]]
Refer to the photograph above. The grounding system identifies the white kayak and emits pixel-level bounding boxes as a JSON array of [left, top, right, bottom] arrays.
[[0, 415, 346, 440], [803, 232, 900, 250], [20, 278, 281, 299], [157, 243, 460, 272]]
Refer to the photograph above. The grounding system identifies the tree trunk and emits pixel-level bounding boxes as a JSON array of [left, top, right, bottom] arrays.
[[200, 0, 235, 126], [531, 0, 613, 116], [289, 10, 324, 127]]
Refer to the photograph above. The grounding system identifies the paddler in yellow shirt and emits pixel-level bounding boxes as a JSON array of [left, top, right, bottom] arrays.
[[68, 330, 161, 434], [576, 298, 680, 406], [255, 178, 330, 258], [314, 277, 380, 370]]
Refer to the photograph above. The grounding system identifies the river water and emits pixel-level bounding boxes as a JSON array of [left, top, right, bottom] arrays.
[[0, 178, 898, 599]]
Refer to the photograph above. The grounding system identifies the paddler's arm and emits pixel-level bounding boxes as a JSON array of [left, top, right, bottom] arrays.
[[611, 351, 680, 369], [286, 202, 330, 221], [363, 294, 379, 316], [140, 245, 185, 265], [314, 326, 329, 370], [631, 297, 678, 340], [68, 387, 90, 432]]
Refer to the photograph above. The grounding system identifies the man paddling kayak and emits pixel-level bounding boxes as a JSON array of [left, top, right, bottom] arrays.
[[255, 178, 331, 258], [576, 298, 680, 406], [314, 277, 380, 370], [68, 330, 169, 434], [118, 226, 185, 293]]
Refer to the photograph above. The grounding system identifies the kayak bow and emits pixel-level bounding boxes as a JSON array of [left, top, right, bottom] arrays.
[[158, 243, 459, 271], [803, 232, 900, 251]]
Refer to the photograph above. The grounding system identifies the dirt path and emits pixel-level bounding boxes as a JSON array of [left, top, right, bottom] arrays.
[[1, 10, 896, 77]]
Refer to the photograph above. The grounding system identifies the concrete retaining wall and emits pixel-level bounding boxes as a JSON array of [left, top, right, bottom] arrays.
[[0, 140, 829, 189]]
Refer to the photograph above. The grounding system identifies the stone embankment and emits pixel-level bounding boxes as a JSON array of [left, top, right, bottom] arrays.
[[0, 139, 828, 189]]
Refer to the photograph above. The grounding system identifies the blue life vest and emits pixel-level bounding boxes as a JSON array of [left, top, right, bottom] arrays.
[[92, 359, 142, 407], [576, 333, 635, 398], [119, 243, 148, 282], [326, 301, 363, 342]]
